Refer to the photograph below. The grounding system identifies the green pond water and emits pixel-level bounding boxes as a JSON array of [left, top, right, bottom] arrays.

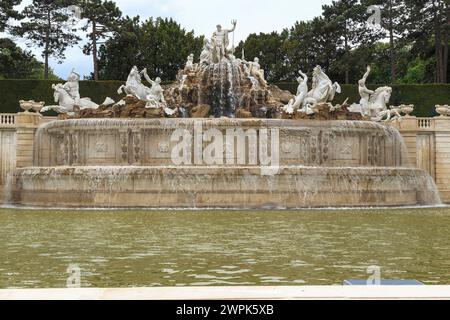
[[1, 207, 450, 288]]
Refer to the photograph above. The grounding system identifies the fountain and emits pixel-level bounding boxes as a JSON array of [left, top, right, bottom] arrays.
[[9, 21, 441, 208]]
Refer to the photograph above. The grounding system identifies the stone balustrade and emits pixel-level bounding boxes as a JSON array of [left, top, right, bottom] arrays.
[[0, 113, 16, 126], [0, 113, 55, 196], [391, 115, 450, 203]]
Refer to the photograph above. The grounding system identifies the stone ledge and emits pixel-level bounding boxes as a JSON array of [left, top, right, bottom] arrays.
[[1, 286, 450, 300]]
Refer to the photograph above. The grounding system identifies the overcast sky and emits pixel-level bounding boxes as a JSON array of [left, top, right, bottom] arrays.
[[8, 0, 333, 79]]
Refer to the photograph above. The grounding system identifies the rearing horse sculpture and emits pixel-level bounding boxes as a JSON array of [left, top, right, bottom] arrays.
[[304, 66, 341, 107]]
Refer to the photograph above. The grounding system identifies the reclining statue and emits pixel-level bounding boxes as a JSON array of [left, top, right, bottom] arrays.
[[243, 57, 267, 88]]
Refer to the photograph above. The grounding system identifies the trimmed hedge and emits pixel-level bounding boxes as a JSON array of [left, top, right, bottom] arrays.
[[275, 83, 450, 117], [0, 80, 172, 114], [0, 79, 448, 117], [0, 80, 124, 113]]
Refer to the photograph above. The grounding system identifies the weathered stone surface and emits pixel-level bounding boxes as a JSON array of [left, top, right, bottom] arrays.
[[282, 103, 367, 121], [73, 97, 167, 119], [3, 116, 447, 207], [12, 166, 439, 208], [190, 104, 211, 118], [235, 108, 253, 118], [267, 84, 293, 104], [34, 118, 410, 168]]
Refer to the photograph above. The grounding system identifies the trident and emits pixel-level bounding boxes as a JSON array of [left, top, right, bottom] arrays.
[[231, 19, 237, 49]]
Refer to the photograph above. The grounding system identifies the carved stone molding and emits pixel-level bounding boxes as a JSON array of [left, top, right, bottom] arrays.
[[119, 130, 129, 163], [132, 130, 142, 164], [158, 142, 170, 154]]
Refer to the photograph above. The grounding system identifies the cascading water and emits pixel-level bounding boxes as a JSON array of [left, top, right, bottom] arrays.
[[201, 60, 243, 117], [2, 173, 14, 204]]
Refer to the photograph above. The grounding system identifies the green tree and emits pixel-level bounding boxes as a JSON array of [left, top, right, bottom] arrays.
[[235, 31, 289, 82], [322, 0, 380, 83], [79, 0, 122, 80], [139, 17, 203, 80], [285, 17, 342, 81], [405, 0, 449, 83], [96, 16, 142, 80], [0, 38, 58, 79], [14, 0, 80, 79], [97, 17, 203, 81], [0, 0, 21, 32], [363, 0, 411, 82]]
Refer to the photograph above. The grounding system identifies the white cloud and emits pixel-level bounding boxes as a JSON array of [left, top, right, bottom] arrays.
[[7, 0, 332, 79]]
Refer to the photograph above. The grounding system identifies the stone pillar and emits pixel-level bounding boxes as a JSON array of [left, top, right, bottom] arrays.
[[395, 116, 418, 166], [15, 112, 41, 168], [434, 117, 450, 202]]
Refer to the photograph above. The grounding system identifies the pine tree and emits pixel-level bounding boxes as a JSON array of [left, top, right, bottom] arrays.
[[0, 0, 21, 32], [411, 0, 449, 83], [235, 31, 290, 82], [322, 0, 380, 84], [14, 0, 80, 79], [0, 38, 59, 79], [79, 0, 122, 81], [362, 0, 409, 83]]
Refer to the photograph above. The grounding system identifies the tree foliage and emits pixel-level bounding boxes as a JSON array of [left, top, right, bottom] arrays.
[[238, 0, 449, 84], [0, 0, 21, 32], [2, 0, 448, 84], [0, 38, 58, 79], [97, 17, 203, 81], [13, 0, 80, 79], [79, 0, 122, 80], [235, 31, 290, 82]]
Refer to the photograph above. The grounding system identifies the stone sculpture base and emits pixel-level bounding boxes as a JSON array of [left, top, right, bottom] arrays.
[[8, 118, 441, 208], [12, 166, 439, 208]]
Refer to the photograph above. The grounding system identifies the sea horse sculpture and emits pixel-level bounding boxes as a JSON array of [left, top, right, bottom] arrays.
[[349, 66, 395, 121], [41, 69, 99, 114]]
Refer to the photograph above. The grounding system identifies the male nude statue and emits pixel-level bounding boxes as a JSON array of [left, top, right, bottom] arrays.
[[358, 66, 374, 107], [63, 68, 81, 103], [212, 20, 237, 62], [140, 68, 166, 106]]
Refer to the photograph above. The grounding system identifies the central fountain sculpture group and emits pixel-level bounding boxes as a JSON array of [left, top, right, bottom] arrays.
[[13, 20, 441, 209], [42, 21, 411, 122]]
